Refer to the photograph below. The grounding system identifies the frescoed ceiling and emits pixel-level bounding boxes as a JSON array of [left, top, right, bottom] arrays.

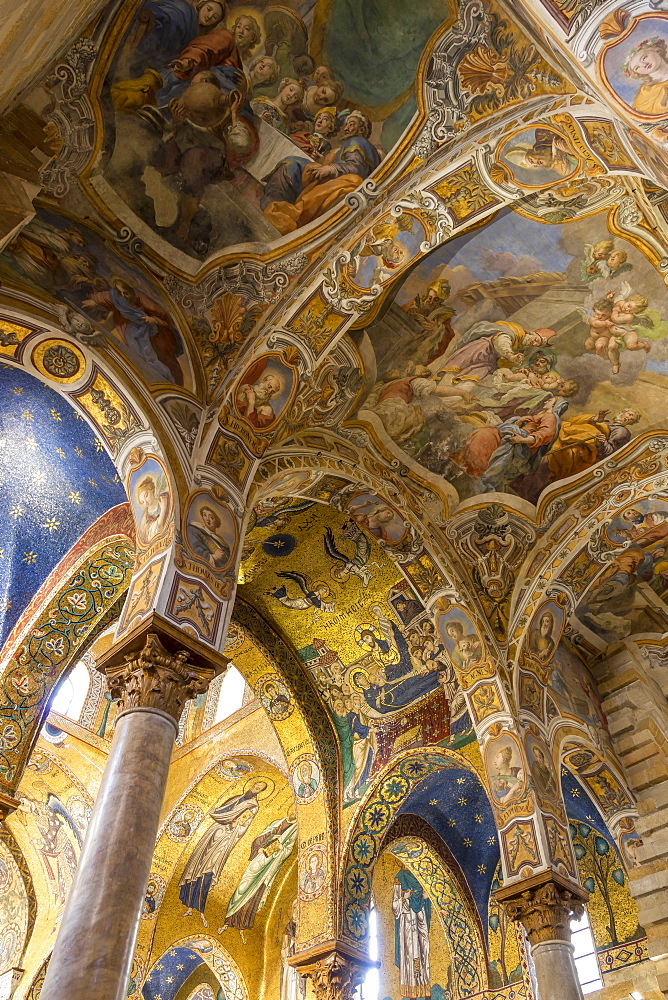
[[3, 0, 668, 995]]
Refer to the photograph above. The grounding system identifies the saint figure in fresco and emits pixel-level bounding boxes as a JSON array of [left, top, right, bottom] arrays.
[[134, 471, 170, 545], [187, 503, 232, 569], [221, 814, 297, 941], [530, 744, 557, 800], [504, 128, 579, 178], [392, 869, 431, 999], [436, 320, 556, 384], [179, 781, 266, 926], [622, 37, 668, 115], [83, 277, 183, 384], [235, 358, 286, 429], [400, 278, 456, 367], [261, 111, 381, 235], [516, 407, 641, 504], [490, 745, 524, 805], [442, 620, 483, 676], [527, 611, 557, 666]]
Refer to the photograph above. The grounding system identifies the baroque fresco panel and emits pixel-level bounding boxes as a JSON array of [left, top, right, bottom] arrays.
[[0, 209, 191, 387], [93, 0, 456, 259], [576, 496, 668, 642], [352, 207, 668, 504]]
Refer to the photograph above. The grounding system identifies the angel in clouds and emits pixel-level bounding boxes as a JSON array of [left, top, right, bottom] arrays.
[[580, 240, 633, 282], [322, 522, 379, 587], [580, 283, 666, 373], [269, 571, 335, 619]]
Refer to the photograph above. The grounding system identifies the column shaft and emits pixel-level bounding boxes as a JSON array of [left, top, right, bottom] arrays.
[[39, 707, 177, 1000], [530, 940, 584, 1000]]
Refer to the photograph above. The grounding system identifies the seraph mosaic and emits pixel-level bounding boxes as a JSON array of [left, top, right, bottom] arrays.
[[353, 209, 668, 503], [94, 0, 452, 257], [0, 364, 128, 646]]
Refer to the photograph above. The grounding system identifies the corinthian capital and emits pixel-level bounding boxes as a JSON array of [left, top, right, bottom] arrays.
[[290, 945, 372, 1000], [96, 614, 228, 722], [496, 872, 587, 946]]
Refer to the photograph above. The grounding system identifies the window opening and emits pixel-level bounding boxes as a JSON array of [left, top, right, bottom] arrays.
[[214, 665, 246, 724], [571, 909, 603, 994], [359, 905, 379, 1000], [50, 659, 91, 722]]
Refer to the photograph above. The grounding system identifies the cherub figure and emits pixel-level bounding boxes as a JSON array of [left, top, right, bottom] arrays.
[[581, 285, 652, 373], [496, 365, 562, 392], [581, 240, 633, 282]]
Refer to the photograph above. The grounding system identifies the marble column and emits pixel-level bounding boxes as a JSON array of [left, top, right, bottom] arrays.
[[39, 619, 227, 1000], [496, 872, 588, 1000]]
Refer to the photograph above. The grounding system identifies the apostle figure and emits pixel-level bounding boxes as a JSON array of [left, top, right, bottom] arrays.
[[435, 320, 555, 384], [235, 358, 286, 429], [221, 813, 297, 940], [392, 869, 431, 999], [83, 276, 183, 384], [527, 610, 557, 666], [187, 502, 232, 570], [179, 781, 267, 925]]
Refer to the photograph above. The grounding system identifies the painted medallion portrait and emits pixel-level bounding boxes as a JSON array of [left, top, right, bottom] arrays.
[[497, 126, 581, 188], [233, 353, 297, 433], [184, 491, 237, 576], [436, 606, 485, 674], [606, 498, 668, 545], [485, 734, 526, 807], [523, 599, 565, 670], [599, 14, 668, 120], [128, 454, 173, 548], [348, 212, 427, 290]]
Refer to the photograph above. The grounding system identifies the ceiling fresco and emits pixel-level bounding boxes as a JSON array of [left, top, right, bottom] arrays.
[[93, 0, 455, 259], [4, 0, 668, 994], [352, 207, 668, 503]]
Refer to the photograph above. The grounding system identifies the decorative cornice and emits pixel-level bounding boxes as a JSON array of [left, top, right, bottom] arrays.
[[495, 870, 588, 945], [96, 613, 228, 722], [289, 945, 375, 1000], [0, 791, 20, 821]]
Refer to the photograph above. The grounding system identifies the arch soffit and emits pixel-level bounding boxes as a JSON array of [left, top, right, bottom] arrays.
[[0, 507, 135, 792], [339, 746, 487, 947], [381, 815, 488, 997]]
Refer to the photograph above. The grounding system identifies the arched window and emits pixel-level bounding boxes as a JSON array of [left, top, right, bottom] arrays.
[[50, 659, 91, 722], [214, 665, 246, 725], [571, 909, 603, 994]]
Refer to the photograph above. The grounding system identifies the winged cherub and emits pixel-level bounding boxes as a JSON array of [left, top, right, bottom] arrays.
[[580, 283, 652, 374], [322, 523, 379, 587]]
